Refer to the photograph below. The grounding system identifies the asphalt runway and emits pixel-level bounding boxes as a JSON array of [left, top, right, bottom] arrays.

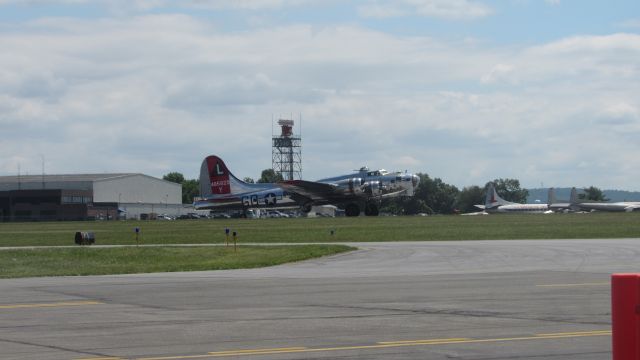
[[2, 238, 638, 360]]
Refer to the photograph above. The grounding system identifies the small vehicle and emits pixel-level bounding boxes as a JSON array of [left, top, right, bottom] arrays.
[[211, 213, 231, 219], [273, 210, 289, 218]]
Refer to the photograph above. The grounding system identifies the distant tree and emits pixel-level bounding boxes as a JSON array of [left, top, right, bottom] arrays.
[[455, 185, 485, 213], [162, 172, 199, 204], [163, 172, 185, 184], [489, 178, 528, 203], [403, 198, 434, 215], [182, 179, 199, 204], [380, 197, 432, 215], [258, 169, 283, 183], [417, 174, 459, 214], [579, 186, 608, 201], [243, 177, 255, 184], [380, 173, 458, 215], [379, 197, 406, 215]]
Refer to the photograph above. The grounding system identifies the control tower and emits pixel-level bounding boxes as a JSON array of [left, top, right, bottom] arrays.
[[272, 119, 302, 181]]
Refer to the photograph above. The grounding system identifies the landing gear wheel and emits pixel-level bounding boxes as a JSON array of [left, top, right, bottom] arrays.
[[364, 203, 379, 216], [345, 203, 361, 217], [300, 203, 313, 216]]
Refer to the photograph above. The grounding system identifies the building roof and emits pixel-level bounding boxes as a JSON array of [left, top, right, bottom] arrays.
[[0, 173, 139, 183]]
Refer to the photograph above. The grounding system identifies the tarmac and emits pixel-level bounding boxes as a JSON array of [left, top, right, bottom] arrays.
[[1, 238, 637, 359]]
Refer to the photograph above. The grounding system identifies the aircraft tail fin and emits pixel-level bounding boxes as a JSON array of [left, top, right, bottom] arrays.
[[199, 155, 246, 198], [569, 187, 578, 204], [484, 182, 512, 208], [548, 188, 556, 205]]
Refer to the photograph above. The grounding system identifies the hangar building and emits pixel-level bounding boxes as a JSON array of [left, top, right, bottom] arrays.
[[0, 173, 185, 221]]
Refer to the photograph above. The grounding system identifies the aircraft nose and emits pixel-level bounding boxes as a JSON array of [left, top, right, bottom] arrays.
[[412, 174, 420, 188]]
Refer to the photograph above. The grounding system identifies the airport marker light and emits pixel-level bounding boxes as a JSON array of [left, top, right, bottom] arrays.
[[232, 231, 237, 252], [134, 227, 140, 247]]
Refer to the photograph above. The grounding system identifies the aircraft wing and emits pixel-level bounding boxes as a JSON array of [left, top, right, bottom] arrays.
[[280, 180, 408, 202], [379, 189, 408, 198], [278, 180, 341, 201]]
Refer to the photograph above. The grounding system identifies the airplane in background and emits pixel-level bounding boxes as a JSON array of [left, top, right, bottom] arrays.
[[194, 155, 420, 217], [571, 193, 640, 212], [548, 186, 640, 212], [547, 187, 577, 212], [475, 183, 552, 214]]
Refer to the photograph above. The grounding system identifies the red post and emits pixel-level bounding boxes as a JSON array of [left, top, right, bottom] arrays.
[[612, 273, 640, 360]]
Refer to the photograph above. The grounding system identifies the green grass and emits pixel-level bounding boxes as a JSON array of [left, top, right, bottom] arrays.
[[0, 245, 354, 278], [1, 213, 640, 247], [1, 214, 638, 278]]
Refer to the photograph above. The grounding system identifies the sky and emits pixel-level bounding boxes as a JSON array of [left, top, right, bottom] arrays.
[[1, 0, 639, 190]]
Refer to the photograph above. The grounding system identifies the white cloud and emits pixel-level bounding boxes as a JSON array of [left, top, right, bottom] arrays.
[[0, 14, 639, 190], [357, 3, 406, 18], [0, 0, 314, 10], [528, 33, 640, 54], [618, 18, 640, 29], [358, 0, 492, 20], [480, 63, 515, 84], [407, 0, 492, 19]]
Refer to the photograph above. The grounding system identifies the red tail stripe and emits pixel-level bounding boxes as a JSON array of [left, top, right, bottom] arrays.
[[206, 156, 231, 195]]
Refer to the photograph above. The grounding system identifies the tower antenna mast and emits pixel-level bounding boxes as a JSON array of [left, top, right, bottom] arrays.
[[272, 118, 302, 181]]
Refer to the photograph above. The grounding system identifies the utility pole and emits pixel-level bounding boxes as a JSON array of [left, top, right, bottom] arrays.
[[40, 155, 45, 189]]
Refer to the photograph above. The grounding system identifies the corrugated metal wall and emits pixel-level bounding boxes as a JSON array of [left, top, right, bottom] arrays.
[[93, 175, 182, 204]]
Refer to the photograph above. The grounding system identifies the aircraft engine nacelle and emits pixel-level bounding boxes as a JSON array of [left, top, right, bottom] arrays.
[[363, 180, 383, 196], [335, 178, 364, 195]]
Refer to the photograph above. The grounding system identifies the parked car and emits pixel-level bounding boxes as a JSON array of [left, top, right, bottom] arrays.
[[211, 213, 231, 219], [178, 213, 201, 219]]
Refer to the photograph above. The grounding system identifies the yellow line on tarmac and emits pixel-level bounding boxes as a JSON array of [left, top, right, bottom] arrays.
[[127, 330, 611, 360], [136, 349, 308, 360], [536, 282, 609, 287], [209, 347, 307, 355], [137, 355, 212, 360], [306, 339, 480, 352], [74, 357, 123, 360], [0, 300, 103, 309], [451, 331, 610, 345], [207, 347, 309, 357], [378, 337, 471, 345], [536, 330, 611, 337]]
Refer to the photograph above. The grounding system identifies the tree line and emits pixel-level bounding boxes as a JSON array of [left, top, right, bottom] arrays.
[[379, 176, 528, 215], [379, 176, 608, 215], [163, 170, 608, 213]]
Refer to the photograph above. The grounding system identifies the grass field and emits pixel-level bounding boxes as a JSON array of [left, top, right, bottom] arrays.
[[1, 212, 639, 247], [2, 213, 638, 278], [0, 245, 354, 278]]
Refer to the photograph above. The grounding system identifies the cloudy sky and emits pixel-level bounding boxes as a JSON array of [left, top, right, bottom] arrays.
[[1, 0, 639, 190]]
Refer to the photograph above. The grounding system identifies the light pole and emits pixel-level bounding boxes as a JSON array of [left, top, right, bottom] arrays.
[[40, 154, 45, 189]]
